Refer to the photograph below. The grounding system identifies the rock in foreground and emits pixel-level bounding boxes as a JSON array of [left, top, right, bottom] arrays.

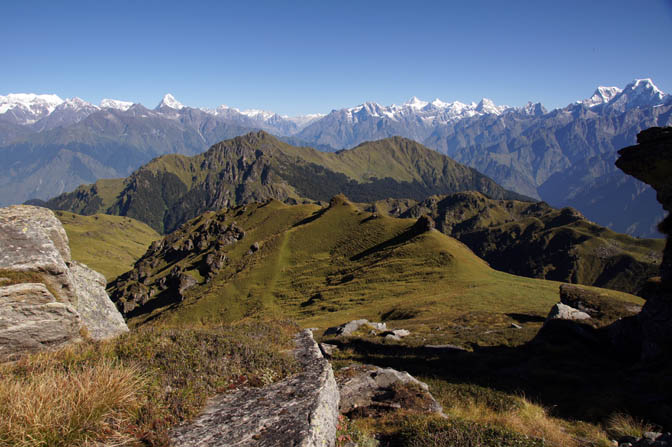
[[171, 329, 339, 447], [0, 205, 128, 360]]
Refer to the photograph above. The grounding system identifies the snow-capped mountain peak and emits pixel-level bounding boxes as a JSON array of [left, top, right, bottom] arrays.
[[0, 93, 64, 124], [579, 86, 622, 108], [239, 108, 275, 120], [100, 98, 133, 111], [604, 78, 667, 112], [476, 98, 503, 115], [156, 93, 184, 110], [404, 96, 429, 110], [56, 97, 98, 111]]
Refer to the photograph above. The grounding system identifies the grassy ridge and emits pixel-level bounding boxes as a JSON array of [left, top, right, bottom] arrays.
[[56, 211, 161, 281]]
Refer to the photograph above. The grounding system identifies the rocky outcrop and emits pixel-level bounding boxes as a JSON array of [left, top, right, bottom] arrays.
[[171, 329, 339, 446], [0, 205, 128, 360], [110, 212, 246, 316], [336, 364, 444, 418], [616, 127, 672, 362]]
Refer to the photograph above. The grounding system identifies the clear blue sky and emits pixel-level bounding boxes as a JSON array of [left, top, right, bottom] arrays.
[[2, 0, 671, 116]]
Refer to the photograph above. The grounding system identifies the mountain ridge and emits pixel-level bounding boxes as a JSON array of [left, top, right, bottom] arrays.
[[40, 131, 527, 234]]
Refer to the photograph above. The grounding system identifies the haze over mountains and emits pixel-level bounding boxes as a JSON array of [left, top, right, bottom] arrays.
[[1, 79, 670, 236]]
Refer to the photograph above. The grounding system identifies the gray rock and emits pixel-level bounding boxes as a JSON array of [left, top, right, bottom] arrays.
[[171, 329, 339, 446], [324, 319, 386, 336], [0, 283, 81, 360], [0, 205, 78, 306], [70, 262, 128, 340], [384, 334, 401, 342], [546, 303, 592, 322], [0, 205, 128, 359], [382, 329, 410, 338], [336, 364, 444, 417]]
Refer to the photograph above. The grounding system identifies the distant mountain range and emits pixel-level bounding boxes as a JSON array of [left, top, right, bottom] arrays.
[[1, 79, 670, 236]]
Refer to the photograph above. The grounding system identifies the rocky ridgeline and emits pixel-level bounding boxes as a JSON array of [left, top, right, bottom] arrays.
[[110, 210, 246, 316], [0, 205, 127, 360]]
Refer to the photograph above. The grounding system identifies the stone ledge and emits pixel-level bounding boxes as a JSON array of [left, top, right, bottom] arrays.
[[171, 329, 339, 447]]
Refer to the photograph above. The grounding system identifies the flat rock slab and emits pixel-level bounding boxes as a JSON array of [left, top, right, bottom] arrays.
[[171, 329, 339, 447]]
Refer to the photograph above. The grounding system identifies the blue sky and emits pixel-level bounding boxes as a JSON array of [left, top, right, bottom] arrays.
[[2, 0, 671, 115]]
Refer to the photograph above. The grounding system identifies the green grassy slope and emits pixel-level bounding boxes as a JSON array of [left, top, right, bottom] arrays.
[[44, 131, 526, 234], [56, 211, 161, 281], [108, 196, 641, 345]]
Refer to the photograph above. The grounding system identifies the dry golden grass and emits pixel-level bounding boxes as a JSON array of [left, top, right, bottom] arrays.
[[445, 396, 578, 446], [0, 356, 145, 447], [607, 413, 656, 440]]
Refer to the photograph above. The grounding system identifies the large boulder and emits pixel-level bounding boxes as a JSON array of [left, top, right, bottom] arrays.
[[0, 205, 128, 360]]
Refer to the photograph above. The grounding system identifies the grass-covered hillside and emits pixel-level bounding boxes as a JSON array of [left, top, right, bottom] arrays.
[[110, 195, 641, 340], [43, 131, 527, 234], [56, 211, 161, 281]]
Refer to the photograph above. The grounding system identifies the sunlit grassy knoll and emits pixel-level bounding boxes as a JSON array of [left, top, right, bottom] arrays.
[[56, 211, 161, 281]]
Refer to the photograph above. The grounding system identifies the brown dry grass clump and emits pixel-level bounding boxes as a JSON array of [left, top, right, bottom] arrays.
[[0, 358, 143, 447], [0, 319, 298, 447]]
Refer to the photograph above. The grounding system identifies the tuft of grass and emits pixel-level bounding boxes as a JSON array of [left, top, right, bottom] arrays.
[[429, 381, 579, 447], [396, 415, 545, 447], [607, 413, 656, 440], [0, 358, 144, 447], [0, 319, 299, 446]]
